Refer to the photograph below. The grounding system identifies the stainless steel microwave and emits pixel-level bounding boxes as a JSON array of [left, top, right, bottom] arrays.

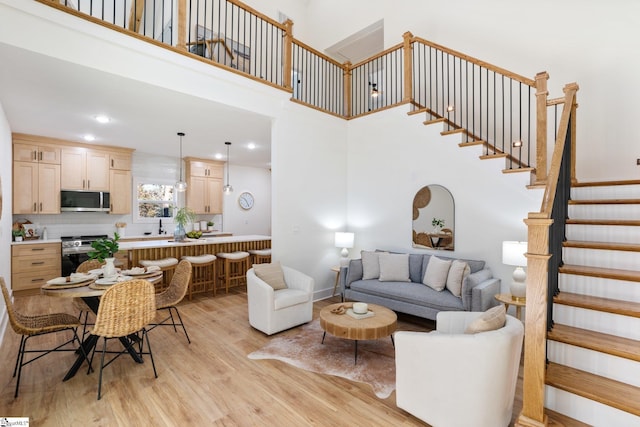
[[60, 190, 110, 212]]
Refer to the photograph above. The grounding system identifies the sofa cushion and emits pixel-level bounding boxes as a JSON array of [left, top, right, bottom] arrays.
[[446, 260, 471, 298], [346, 259, 363, 287], [378, 253, 411, 282], [362, 250, 386, 279], [465, 305, 506, 334], [421, 255, 485, 278], [253, 262, 287, 290], [409, 254, 427, 283], [350, 279, 464, 311], [422, 256, 452, 291]]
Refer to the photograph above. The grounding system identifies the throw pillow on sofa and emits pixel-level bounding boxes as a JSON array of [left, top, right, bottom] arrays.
[[253, 261, 288, 290], [362, 250, 387, 279], [422, 256, 452, 291], [378, 253, 411, 282], [446, 260, 471, 297]]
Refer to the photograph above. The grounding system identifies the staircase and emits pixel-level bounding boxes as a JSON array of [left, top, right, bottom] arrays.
[[545, 180, 640, 426]]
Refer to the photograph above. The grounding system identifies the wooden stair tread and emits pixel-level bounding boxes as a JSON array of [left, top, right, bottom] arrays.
[[569, 198, 640, 205], [479, 153, 507, 159], [503, 167, 535, 174], [440, 128, 465, 136], [554, 291, 640, 317], [564, 240, 640, 252], [546, 362, 640, 417], [458, 140, 485, 147], [545, 408, 592, 427], [559, 264, 640, 282], [567, 219, 640, 226], [572, 179, 640, 187], [423, 117, 446, 125], [548, 324, 640, 362]]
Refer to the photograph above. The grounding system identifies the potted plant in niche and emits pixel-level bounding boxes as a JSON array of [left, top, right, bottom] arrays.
[[88, 232, 120, 277], [174, 207, 196, 242], [12, 228, 25, 242]]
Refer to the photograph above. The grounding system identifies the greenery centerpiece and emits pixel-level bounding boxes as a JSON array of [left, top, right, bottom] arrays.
[[88, 232, 120, 262], [432, 218, 445, 233], [12, 228, 25, 242], [174, 207, 196, 242]]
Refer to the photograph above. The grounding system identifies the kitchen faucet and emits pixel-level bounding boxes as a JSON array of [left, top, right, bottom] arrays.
[[159, 218, 165, 235]]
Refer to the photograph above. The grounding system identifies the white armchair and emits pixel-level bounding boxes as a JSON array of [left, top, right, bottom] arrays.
[[395, 311, 524, 427], [247, 266, 314, 335]]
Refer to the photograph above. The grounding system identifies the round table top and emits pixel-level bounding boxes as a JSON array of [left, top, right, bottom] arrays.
[[319, 302, 397, 341], [41, 273, 163, 298]]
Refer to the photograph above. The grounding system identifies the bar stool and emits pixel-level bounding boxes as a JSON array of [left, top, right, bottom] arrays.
[[181, 254, 217, 299], [139, 257, 179, 293], [216, 251, 250, 293], [249, 248, 272, 265]]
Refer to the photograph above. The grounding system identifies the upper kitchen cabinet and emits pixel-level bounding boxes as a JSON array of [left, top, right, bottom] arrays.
[[110, 152, 131, 170], [13, 142, 61, 164], [61, 147, 110, 191], [13, 161, 60, 214], [184, 157, 224, 214]]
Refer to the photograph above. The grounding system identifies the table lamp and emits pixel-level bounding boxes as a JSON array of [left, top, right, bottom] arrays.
[[335, 232, 355, 262], [502, 241, 528, 301]]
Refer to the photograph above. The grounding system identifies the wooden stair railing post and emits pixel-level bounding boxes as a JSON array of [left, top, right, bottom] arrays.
[[283, 19, 294, 90], [534, 71, 549, 186], [177, 0, 187, 51], [128, 0, 145, 33], [569, 88, 579, 185], [402, 31, 414, 104], [343, 62, 352, 118], [516, 214, 553, 427]]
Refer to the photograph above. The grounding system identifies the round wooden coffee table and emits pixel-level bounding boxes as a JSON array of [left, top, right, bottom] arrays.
[[319, 302, 397, 364]]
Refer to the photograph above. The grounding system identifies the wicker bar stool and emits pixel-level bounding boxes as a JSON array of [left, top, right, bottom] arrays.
[[181, 254, 217, 299], [248, 248, 272, 265], [139, 257, 178, 293], [216, 251, 250, 293]]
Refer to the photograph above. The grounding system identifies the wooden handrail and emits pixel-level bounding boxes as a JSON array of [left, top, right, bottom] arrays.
[[516, 82, 579, 427], [349, 42, 404, 70], [224, 0, 287, 31], [412, 35, 536, 87], [291, 38, 346, 69]]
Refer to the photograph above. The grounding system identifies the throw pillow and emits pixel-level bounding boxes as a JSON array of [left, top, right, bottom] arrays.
[[464, 305, 506, 334], [422, 256, 452, 291], [378, 253, 411, 282], [362, 250, 386, 280], [446, 260, 471, 298], [253, 261, 287, 290]]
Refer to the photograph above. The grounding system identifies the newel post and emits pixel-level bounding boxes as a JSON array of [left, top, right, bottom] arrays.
[[343, 62, 352, 118], [516, 213, 552, 427], [177, 0, 187, 51], [534, 71, 549, 186], [402, 31, 414, 103], [283, 19, 294, 90]]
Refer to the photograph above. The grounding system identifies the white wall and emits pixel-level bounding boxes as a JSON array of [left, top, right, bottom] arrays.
[[302, 0, 640, 182], [222, 164, 271, 235], [0, 100, 12, 339]]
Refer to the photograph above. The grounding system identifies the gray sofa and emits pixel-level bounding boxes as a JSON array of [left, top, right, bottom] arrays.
[[340, 252, 500, 321]]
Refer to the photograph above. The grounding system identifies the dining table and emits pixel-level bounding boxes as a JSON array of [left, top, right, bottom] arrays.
[[41, 271, 163, 381]]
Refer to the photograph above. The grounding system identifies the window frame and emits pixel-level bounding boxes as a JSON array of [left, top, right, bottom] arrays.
[[132, 176, 177, 224]]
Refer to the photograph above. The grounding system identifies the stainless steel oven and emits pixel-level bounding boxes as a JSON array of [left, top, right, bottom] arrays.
[[61, 235, 107, 276]]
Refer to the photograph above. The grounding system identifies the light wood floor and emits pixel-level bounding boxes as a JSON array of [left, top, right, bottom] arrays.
[[0, 290, 531, 426]]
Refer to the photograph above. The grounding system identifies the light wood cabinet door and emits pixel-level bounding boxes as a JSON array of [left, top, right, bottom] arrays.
[[207, 178, 223, 214], [86, 150, 110, 191], [38, 163, 61, 214], [12, 243, 61, 291], [109, 169, 131, 214], [110, 152, 131, 170], [13, 143, 61, 164], [13, 161, 38, 214], [187, 175, 208, 214], [188, 160, 209, 177]]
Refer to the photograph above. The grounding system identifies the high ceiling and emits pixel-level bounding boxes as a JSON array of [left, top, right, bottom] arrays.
[[0, 42, 273, 168]]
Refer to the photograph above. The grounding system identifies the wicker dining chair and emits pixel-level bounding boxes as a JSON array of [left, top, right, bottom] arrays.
[[74, 259, 105, 337], [1, 277, 87, 398], [149, 259, 192, 344], [89, 279, 158, 400]]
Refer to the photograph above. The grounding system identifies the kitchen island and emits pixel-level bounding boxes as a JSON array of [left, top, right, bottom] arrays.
[[119, 234, 271, 268]]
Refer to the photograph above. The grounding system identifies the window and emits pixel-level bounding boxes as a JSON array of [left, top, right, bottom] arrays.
[[134, 177, 175, 223]]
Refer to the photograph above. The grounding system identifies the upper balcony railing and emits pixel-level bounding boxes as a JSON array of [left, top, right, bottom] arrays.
[[42, 0, 567, 184]]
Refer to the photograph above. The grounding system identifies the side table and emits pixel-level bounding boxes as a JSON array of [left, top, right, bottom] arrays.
[[331, 266, 342, 301], [494, 293, 525, 321]]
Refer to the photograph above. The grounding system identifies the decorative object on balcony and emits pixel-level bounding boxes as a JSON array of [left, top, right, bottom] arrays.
[[223, 141, 234, 194], [175, 132, 187, 192], [369, 82, 379, 98], [502, 241, 528, 301], [335, 232, 355, 267], [174, 207, 196, 242]]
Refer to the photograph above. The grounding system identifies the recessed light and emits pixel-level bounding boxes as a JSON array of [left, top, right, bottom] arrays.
[[214, 153, 223, 160], [83, 134, 96, 142], [248, 143, 256, 150], [95, 115, 110, 124]]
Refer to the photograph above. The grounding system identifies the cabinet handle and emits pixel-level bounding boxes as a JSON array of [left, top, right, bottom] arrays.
[[39, 151, 43, 161], [111, 159, 114, 167], [31, 248, 45, 251], [33, 150, 37, 161], [40, 202, 43, 211], [83, 179, 86, 189], [87, 180, 90, 189], [31, 261, 45, 265], [33, 202, 37, 212], [31, 278, 45, 282]]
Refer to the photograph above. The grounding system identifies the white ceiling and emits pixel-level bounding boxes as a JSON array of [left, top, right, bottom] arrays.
[[0, 42, 273, 168]]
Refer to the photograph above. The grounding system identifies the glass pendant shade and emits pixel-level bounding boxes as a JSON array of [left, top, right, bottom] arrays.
[[176, 132, 187, 192], [224, 141, 233, 194]]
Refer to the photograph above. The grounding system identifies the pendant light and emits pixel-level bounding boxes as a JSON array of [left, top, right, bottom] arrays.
[[175, 132, 187, 192], [223, 141, 234, 194]]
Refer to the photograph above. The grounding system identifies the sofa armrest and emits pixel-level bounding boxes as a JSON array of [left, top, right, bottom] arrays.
[[341, 258, 363, 292], [461, 269, 499, 311]]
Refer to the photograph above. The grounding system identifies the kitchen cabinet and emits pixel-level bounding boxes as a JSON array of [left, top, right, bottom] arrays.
[[61, 147, 110, 191], [185, 157, 224, 214], [12, 243, 61, 293], [13, 142, 61, 164], [109, 169, 132, 214], [110, 152, 131, 170], [13, 161, 61, 214]]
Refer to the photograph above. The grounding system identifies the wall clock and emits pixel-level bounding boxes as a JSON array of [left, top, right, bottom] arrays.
[[238, 191, 254, 210]]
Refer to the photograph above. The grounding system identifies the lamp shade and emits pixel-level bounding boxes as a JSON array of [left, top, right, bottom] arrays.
[[334, 232, 354, 249], [502, 241, 527, 267]]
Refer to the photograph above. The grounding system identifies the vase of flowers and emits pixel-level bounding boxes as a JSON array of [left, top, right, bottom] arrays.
[[432, 218, 445, 234]]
